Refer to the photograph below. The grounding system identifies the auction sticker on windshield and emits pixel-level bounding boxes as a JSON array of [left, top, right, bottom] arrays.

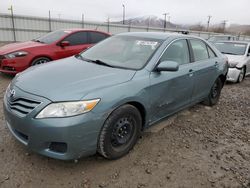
[[136, 40, 159, 49]]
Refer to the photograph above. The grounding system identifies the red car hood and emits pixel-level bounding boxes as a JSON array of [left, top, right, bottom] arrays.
[[0, 41, 46, 55]]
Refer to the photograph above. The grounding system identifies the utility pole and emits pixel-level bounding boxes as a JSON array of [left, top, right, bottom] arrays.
[[222, 20, 228, 34], [168, 16, 171, 23], [122, 4, 125, 24], [163, 13, 169, 28], [207, 15, 212, 32], [8, 5, 16, 41]]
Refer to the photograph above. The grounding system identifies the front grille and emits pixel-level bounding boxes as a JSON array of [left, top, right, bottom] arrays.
[[7, 98, 41, 117]]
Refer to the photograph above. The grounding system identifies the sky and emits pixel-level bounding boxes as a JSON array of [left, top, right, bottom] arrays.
[[0, 0, 249, 25]]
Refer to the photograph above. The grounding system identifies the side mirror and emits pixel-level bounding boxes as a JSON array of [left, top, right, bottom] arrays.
[[155, 61, 179, 72], [60, 41, 70, 47]]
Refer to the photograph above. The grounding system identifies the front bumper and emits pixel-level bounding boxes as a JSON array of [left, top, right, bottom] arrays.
[[3, 87, 105, 160], [226, 68, 241, 82], [0, 56, 32, 74]]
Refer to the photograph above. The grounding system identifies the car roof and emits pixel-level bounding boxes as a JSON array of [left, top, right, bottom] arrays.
[[214, 40, 250, 45], [59, 28, 110, 34], [117, 32, 201, 40]]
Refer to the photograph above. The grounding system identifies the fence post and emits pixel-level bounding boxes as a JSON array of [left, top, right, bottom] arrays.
[[128, 21, 131, 32], [82, 14, 84, 28], [107, 18, 110, 33], [9, 6, 16, 42], [48, 10, 52, 32]]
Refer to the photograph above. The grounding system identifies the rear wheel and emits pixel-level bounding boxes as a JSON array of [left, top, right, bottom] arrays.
[[31, 57, 50, 66], [237, 67, 246, 83], [98, 104, 142, 160], [203, 78, 223, 106]]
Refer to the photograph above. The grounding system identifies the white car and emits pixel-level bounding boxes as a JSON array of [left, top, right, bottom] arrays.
[[214, 41, 250, 83]]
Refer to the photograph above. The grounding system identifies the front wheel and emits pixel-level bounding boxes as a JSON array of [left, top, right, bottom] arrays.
[[31, 57, 50, 66], [237, 67, 246, 83], [98, 104, 142, 160], [203, 78, 223, 106]]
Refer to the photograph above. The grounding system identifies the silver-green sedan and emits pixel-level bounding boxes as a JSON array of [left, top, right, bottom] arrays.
[[3, 32, 228, 160]]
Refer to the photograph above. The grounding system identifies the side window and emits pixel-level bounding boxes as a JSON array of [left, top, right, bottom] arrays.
[[89, 32, 108, 44], [160, 39, 190, 65], [63, 32, 88, 45], [190, 39, 209, 61], [207, 46, 216, 58]]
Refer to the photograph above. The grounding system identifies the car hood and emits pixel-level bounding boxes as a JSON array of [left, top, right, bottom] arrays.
[[225, 54, 245, 63], [13, 56, 136, 101], [0, 41, 46, 55]]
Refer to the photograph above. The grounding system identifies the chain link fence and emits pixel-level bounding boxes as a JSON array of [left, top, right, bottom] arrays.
[[0, 13, 249, 42]]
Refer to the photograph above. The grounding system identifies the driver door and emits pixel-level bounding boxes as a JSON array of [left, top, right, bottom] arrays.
[[55, 31, 89, 59], [149, 39, 195, 123]]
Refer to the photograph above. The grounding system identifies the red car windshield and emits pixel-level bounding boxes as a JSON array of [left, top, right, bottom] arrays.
[[34, 30, 69, 44]]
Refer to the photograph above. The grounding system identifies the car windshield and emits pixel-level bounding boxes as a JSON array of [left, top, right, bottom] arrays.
[[34, 30, 69, 44], [214, 42, 247, 55], [80, 35, 162, 70]]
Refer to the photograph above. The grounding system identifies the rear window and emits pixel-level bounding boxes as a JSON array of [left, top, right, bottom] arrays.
[[190, 39, 209, 61]]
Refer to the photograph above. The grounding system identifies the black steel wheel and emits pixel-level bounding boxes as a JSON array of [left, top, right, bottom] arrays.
[[203, 78, 222, 106], [98, 104, 142, 160]]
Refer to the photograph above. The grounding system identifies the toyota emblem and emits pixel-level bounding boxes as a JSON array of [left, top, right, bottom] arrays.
[[9, 89, 16, 98]]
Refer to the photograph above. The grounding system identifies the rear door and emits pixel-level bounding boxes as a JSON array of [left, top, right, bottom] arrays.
[[149, 39, 195, 122], [55, 31, 89, 59], [188, 39, 219, 102]]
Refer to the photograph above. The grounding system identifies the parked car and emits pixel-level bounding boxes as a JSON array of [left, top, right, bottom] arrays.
[[0, 29, 110, 74], [214, 41, 250, 83], [4, 32, 228, 160], [208, 35, 238, 43]]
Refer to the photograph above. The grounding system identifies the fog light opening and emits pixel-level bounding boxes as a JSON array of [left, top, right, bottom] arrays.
[[49, 142, 67, 153]]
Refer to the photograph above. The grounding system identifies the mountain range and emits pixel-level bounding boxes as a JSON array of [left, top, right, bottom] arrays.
[[113, 15, 250, 35]]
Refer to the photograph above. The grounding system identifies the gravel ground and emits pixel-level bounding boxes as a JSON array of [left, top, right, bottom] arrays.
[[0, 72, 250, 188]]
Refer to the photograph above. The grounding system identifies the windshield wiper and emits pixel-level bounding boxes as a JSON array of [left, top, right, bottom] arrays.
[[90, 59, 114, 68], [75, 55, 114, 68], [32, 39, 44, 43], [221, 52, 238, 55]]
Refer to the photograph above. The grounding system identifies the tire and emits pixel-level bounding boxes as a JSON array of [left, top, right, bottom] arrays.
[[237, 67, 246, 83], [98, 104, 142, 160], [203, 78, 223, 106], [31, 57, 50, 66]]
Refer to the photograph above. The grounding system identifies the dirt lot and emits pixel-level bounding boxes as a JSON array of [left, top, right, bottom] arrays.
[[0, 72, 250, 188]]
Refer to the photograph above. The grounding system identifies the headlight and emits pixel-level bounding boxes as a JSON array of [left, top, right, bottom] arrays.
[[36, 99, 100, 118], [228, 62, 238, 68], [4, 51, 28, 59]]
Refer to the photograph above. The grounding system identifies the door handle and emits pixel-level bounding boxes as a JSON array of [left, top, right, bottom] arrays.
[[214, 62, 219, 67]]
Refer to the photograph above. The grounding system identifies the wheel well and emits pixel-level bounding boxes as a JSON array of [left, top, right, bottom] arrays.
[[30, 56, 52, 66], [219, 74, 226, 86], [126, 101, 146, 130]]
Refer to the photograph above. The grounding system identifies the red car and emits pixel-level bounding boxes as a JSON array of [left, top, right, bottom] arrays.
[[0, 29, 110, 74]]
